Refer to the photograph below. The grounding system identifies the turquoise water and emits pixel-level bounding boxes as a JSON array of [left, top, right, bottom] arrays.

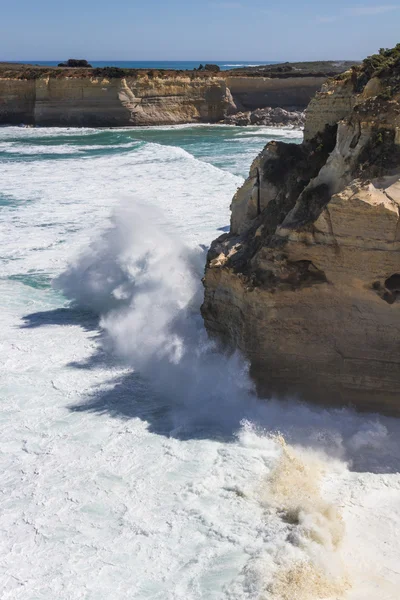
[[0, 124, 302, 282], [0, 123, 302, 283], [0, 124, 301, 177], [13, 60, 279, 71]]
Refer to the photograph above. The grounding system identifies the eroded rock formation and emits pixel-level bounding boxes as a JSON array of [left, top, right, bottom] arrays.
[[202, 46, 400, 414]]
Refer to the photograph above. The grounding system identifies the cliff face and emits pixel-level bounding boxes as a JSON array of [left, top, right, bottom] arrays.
[[0, 75, 236, 126], [0, 79, 36, 124], [202, 47, 400, 414], [226, 76, 326, 110], [0, 72, 325, 127]]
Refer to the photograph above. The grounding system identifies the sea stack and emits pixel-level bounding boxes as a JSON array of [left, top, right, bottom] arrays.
[[202, 45, 400, 414]]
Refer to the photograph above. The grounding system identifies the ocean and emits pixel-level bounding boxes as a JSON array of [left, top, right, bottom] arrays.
[[0, 123, 399, 599], [11, 60, 277, 71]]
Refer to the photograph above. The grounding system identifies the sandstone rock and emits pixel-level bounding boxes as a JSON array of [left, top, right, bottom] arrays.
[[202, 46, 400, 414], [0, 74, 236, 126], [223, 111, 252, 126]]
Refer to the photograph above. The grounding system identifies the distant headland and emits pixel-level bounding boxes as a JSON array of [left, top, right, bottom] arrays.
[[0, 59, 359, 127]]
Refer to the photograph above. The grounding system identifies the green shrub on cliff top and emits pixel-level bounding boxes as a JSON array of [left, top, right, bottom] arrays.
[[362, 44, 400, 78], [92, 67, 132, 78], [351, 43, 400, 94]]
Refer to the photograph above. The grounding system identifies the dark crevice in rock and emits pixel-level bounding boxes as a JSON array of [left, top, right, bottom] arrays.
[[385, 273, 400, 291], [357, 128, 400, 178], [350, 122, 362, 149], [283, 183, 332, 230], [373, 276, 400, 304], [252, 259, 328, 291], [384, 274, 400, 303]]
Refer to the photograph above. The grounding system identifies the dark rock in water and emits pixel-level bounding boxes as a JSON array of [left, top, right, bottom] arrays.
[[58, 59, 93, 68], [224, 111, 252, 126], [222, 107, 305, 128]]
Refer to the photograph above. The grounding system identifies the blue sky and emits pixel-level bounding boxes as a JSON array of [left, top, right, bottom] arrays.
[[1, 1, 399, 61]]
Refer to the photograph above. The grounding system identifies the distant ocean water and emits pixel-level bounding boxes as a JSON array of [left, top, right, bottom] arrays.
[[12, 60, 279, 71]]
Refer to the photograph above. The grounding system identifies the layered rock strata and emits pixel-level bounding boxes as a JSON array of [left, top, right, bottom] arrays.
[[0, 72, 325, 127], [0, 75, 236, 126], [202, 48, 400, 414]]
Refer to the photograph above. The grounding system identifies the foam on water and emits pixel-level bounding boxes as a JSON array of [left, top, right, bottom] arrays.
[[0, 141, 140, 155], [56, 198, 400, 599], [0, 125, 399, 599]]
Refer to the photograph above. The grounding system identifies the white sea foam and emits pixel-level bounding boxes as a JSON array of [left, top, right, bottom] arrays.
[[222, 64, 261, 67], [0, 125, 100, 139], [0, 141, 140, 154], [57, 196, 400, 599], [0, 141, 242, 277], [0, 126, 399, 599], [233, 127, 303, 138]]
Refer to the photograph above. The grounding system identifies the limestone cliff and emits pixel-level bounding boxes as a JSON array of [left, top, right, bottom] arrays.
[[0, 74, 235, 126], [0, 68, 326, 127], [202, 46, 400, 414]]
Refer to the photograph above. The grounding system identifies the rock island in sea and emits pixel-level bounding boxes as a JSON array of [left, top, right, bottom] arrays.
[[202, 45, 400, 414]]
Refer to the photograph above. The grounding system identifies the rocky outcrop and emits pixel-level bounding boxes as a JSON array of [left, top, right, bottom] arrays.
[[222, 107, 305, 127], [202, 46, 400, 414], [0, 74, 236, 126]]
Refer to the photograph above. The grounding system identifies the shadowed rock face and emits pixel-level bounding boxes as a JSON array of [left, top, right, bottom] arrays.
[[202, 48, 400, 414]]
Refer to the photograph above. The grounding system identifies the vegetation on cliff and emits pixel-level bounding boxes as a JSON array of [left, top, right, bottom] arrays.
[[335, 44, 400, 96], [228, 60, 359, 78], [58, 59, 93, 68], [0, 64, 223, 80]]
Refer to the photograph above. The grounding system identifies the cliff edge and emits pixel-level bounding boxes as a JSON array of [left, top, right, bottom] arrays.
[[202, 45, 400, 414]]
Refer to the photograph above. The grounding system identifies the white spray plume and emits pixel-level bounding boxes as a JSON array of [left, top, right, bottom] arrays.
[[55, 201, 257, 433], [55, 199, 400, 457]]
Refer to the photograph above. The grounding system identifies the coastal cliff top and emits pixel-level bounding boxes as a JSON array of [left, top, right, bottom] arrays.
[[341, 43, 400, 95], [0, 60, 358, 80], [227, 60, 359, 77]]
